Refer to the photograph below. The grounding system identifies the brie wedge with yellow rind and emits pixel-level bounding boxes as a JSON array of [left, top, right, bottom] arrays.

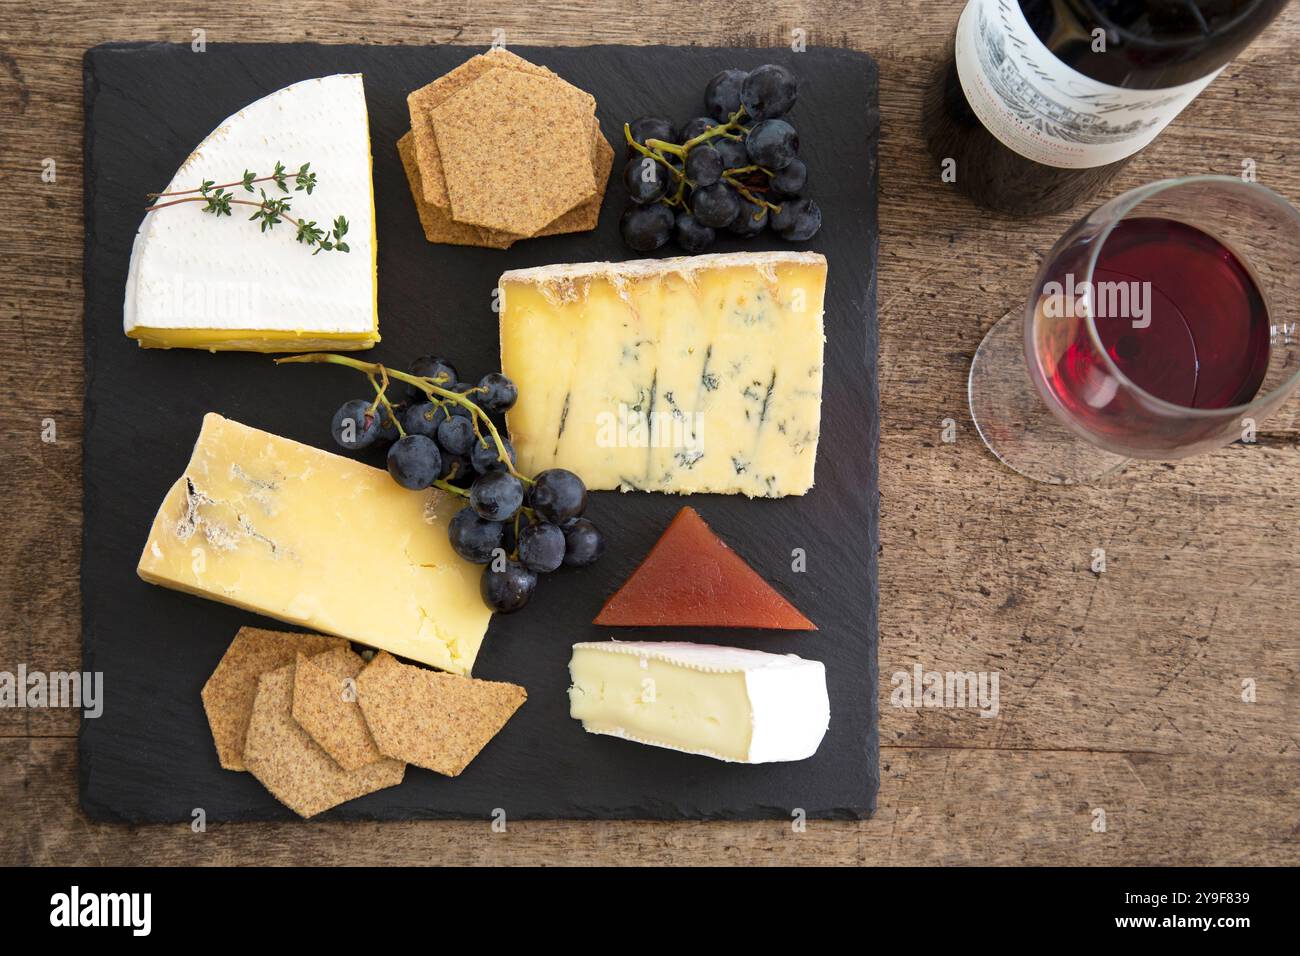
[[124, 74, 379, 351]]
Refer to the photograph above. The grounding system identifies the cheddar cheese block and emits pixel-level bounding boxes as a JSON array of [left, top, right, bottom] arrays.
[[124, 75, 379, 351], [137, 414, 491, 675], [499, 252, 826, 497]]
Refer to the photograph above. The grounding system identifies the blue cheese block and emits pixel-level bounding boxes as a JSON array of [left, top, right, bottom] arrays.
[[499, 251, 827, 497]]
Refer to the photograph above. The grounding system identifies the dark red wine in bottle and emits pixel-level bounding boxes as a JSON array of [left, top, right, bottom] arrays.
[[923, 0, 1289, 216]]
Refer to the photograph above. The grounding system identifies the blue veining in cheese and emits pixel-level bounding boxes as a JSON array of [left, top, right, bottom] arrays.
[[499, 251, 827, 498]]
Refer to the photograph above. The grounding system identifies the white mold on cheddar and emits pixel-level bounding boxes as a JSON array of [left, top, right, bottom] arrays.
[[138, 414, 491, 675]]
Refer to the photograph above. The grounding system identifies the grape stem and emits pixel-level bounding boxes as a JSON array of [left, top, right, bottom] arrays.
[[624, 132, 689, 205], [367, 366, 406, 438], [507, 507, 539, 559], [623, 106, 783, 216], [722, 170, 783, 215], [276, 353, 532, 485], [432, 479, 469, 498]]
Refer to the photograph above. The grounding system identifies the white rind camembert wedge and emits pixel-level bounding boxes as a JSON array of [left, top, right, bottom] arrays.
[[568, 640, 830, 763], [124, 74, 378, 351]]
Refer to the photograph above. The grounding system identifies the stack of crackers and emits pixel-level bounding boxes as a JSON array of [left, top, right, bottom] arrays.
[[202, 627, 527, 818], [398, 48, 613, 249]]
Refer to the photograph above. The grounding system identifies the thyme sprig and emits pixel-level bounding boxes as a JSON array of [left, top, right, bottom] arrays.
[[143, 161, 349, 255]]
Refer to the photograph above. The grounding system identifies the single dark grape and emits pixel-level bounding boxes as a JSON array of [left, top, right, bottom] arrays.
[[375, 405, 401, 443], [714, 137, 749, 171], [685, 144, 723, 187], [518, 522, 566, 573], [623, 156, 669, 205], [331, 399, 380, 451], [441, 452, 473, 484], [470, 470, 524, 521], [772, 196, 822, 241], [627, 116, 677, 152], [448, 508, 504, 564], [562, 518, 605, 567], [480, 560, 537, 613], [402, 401, 444, 438], [407, 355, 457, 400], [412, 355, 457, 386], [728, 197, 769, 237], [704, 68, 748, 121], [680, 116, 717, 142], [620, 203, 674, 252], [745, 119, 798, 170], [674, 211, 715, 253], [470, 434, 516, 474], [740, 64, 798, 120], [769, 198, 798, 233], [386, 434, 442, 490], [436, 415, 474, 456], [768, 157, 807, 197], [529, 468, 587, 523], [690, 182, 741, 228], [477, 372, 518, 413]]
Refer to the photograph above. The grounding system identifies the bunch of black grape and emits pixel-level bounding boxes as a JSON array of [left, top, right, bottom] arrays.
[[328, 355, 604, 613], [620, 64, 821, 254]]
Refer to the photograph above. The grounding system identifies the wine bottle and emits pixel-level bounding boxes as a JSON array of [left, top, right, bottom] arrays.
[[923, 0, 1289, 216]]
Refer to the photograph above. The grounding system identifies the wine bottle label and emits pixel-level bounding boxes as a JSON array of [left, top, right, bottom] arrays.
[[955, 0, 1222, 169]]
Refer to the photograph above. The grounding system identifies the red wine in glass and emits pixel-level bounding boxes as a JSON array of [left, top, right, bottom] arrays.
[[969, 176, 1300, 483], [1046, 217, 1271, 432]]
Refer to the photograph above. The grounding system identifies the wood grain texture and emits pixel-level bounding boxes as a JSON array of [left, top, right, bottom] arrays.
[[1, 0, 1298, 864], [6, 740, 1296, 865]]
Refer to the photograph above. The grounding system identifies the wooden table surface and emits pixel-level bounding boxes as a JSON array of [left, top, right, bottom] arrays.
[[2, 0, 1297, 866]]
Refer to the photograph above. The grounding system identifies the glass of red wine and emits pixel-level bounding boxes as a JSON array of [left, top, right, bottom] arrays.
[[970, 176, 1300, 483]]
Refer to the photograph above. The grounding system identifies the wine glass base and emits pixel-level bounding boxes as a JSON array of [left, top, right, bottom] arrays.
[[969, 310, 1130, 484]]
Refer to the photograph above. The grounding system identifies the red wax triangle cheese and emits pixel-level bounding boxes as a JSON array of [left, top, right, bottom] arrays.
[[594, 507, 816, 630]]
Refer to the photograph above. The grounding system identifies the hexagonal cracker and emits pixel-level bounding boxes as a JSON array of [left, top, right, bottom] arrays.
[[397, 132, 513, 248], [200, 627, 348, 772], [431, 69, 596, 236], [243, 663, 405, 819], [407, 48, 571, 208], [291, 647, 387, 771], [537, 123, 613, 237], [357, 651, 526, 777]]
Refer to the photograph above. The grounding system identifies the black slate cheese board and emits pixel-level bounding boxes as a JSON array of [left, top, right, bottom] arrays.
[[81, 42, 880, 820]]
